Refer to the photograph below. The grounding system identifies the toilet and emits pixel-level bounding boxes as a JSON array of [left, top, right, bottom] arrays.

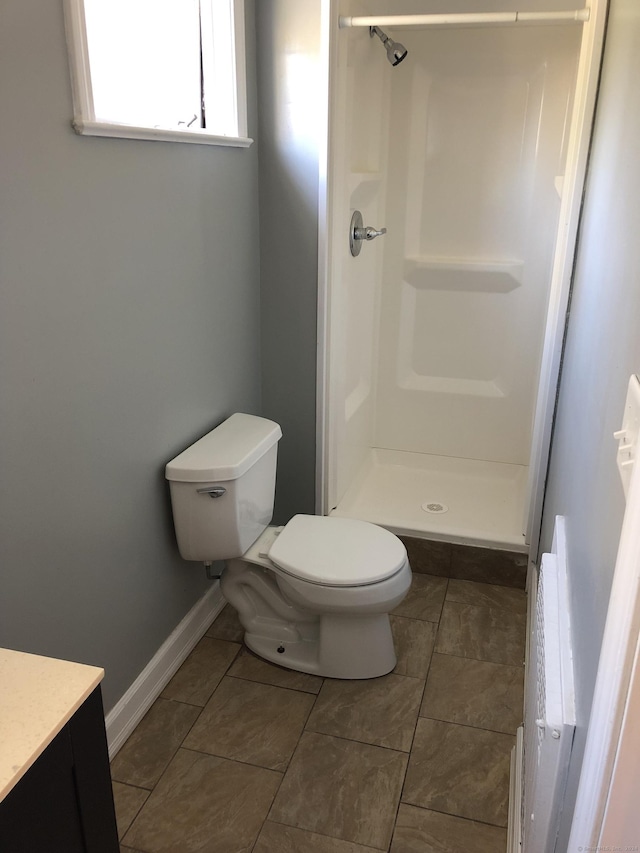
[[165, 413, 412, 678]]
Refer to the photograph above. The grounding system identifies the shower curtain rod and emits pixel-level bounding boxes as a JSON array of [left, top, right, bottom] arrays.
[[338, 9, 590, 28]]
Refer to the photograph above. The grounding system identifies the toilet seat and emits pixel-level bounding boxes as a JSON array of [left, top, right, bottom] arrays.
[[267, 514, 407, 587]]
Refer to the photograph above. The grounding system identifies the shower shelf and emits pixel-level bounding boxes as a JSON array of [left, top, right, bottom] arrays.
[[403, 256, 524, 292]]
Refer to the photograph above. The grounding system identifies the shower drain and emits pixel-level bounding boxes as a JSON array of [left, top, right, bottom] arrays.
[[421, 501, 449, 514]]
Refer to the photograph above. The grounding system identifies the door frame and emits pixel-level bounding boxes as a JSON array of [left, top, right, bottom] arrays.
[[524, 0, 608, 558], [567, 413, 640, 848]]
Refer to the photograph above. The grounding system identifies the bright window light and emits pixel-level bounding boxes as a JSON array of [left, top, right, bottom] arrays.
[[84, 0, 202, 129], [63, 0, 250, 146]]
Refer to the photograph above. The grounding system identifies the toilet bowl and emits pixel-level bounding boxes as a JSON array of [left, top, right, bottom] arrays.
[[221, 514, 412, 678], [165, 413, 412, 679]]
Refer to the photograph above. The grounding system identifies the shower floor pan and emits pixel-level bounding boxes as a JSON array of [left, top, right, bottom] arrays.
[[330, 448, 528, 552]]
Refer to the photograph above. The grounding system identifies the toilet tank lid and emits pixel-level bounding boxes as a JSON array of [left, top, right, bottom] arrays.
[[165, 413, 282, 482]]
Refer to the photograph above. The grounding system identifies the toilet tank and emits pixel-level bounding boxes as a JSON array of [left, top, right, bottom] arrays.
[[165, 414, 282, 562]]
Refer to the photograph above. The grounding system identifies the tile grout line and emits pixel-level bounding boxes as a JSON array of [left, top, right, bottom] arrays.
[[225, 670, 322, 694], [398, 800, 510, 832], [432, 648, 525, 668], [389, 577, 448, 849], [113, 783, 150, 843], [414, 714, 519, 740], [429, 649, 526, 668], [117, 637, 244, 842], [252, 668, 326, 851], [255, 816, 385, 852]]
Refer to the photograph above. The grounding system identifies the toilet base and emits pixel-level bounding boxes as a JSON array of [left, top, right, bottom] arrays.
[[244, 612, 397, 679]]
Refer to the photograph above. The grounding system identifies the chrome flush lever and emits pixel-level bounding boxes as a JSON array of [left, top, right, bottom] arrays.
[[350, 210, 387, 256], [197, 486, 227, 498]]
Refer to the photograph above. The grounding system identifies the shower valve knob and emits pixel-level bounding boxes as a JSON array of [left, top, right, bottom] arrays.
[[349, 210, 387, 256], [357, 226, 387, 241]]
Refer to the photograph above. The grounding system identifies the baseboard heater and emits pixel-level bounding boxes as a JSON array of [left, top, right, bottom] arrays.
[[509, 518, 576, 853]]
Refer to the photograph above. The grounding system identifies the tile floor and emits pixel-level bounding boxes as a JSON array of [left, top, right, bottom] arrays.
[[111, 540, 527, 853]]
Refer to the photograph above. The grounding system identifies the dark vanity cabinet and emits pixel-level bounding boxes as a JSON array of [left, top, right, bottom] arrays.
[[0, 686, 119, 853]]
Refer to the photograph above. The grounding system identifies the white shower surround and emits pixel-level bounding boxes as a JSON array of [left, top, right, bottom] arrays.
[[318, 0, 606, 552]]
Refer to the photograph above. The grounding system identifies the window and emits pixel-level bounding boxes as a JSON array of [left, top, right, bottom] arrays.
[[63, 0, 251, 147]]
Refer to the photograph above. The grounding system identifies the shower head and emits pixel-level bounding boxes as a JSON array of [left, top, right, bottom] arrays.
[[370, 26, 408, 67]]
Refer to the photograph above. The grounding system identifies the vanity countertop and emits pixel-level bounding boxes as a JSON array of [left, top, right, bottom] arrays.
[[0, 648, 104, 801]]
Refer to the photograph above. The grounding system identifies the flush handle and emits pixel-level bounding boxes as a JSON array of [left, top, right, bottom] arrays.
[[197, 486, 227, 498], [350, 210, 387, 256]]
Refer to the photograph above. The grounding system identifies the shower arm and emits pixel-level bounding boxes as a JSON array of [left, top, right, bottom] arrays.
[[370, 25, 389, 45]]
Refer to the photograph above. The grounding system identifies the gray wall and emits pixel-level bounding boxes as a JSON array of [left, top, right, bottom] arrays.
[[0, 0, 261, 711], [539, 0, 640, 843], [255, 0, 323, 523]]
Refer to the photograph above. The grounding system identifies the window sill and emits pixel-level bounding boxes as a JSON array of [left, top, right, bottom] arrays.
[[72, 119, 253, 148]]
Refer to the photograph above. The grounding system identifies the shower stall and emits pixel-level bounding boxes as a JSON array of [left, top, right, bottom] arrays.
[[318, 0, 606, 554]]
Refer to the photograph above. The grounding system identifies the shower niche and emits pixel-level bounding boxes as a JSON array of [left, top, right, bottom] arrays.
[[321, 1, 604, 552]]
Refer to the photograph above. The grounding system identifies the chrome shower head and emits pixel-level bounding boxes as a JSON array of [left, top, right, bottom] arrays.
[[370, 26, 408, 67]]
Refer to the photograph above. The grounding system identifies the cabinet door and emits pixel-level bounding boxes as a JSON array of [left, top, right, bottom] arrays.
[[0, 686, 119, 853], [68, 687, 120, 852], [0, 724, 86, 852]]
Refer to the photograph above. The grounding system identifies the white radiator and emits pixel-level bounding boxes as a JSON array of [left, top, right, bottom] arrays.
[[509, 518, 576, 853]]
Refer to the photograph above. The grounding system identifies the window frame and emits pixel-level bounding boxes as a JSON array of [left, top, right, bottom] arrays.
[[63, 0, 252, 148]]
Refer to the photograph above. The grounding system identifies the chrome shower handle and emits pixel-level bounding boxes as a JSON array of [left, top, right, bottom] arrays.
[[355, 225, 387, 241], [349, 210, 387, 256]]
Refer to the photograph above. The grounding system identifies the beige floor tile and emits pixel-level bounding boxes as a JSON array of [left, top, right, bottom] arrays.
[[205, 603, 244, 642], [390, 804, 507, 852], [392, 574, 448, 622], [435, 601, 526, 666], [446, 579, 527, 614], [270, 731, 408, 850], [420, 653, 524, 734], [228, 646, 323, 693], [402, 718, 514, 827], [160, 636, 240, 706], [391, 616, 436, 679], [123, 749, 281, 853], [110, 698, 200, 789], [183, 676, 315, 771], [254, 822, 380, 852], [306, 673, 423, 751], [112, 782, 149, 840]]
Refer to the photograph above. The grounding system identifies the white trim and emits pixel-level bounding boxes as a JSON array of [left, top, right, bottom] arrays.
[[524, 0, 608, 558], [316, 0, 334, 514], [200, 0, 248, 139], [508, 726, 524, 853], [232, 0, 249, 140], [63, 0, 251, 148], [63, 0, 94, 122], [105, 583, 225, 759], [599, 611, 640, 845], [339, 11, 590, 29], [72, 120, 253, 148], [567, 441, 640, 849]]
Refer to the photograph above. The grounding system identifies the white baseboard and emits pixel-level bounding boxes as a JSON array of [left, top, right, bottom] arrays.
[[508, 726, 524, 853], [105, 583, 226, 759]]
